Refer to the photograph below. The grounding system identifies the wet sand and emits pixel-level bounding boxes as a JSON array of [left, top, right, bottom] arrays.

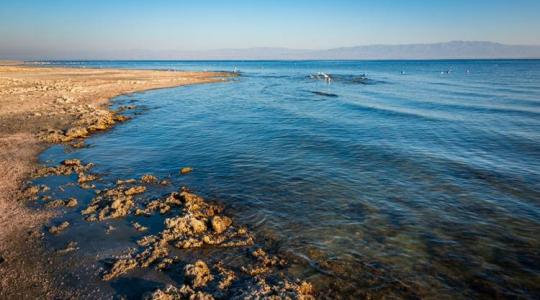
[[0, 62, 227, 297]]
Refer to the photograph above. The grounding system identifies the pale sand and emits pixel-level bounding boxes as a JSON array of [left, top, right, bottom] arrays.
[[0, 63, 227, 297]]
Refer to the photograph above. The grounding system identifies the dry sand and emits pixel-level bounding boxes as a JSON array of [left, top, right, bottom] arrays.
[[0, 62, 226, 297]]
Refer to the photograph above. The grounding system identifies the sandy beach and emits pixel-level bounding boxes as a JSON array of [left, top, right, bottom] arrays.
[[0, 63, 226, 297]]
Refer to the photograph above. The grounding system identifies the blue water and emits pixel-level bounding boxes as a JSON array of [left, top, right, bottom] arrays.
[[39, 60, 540, 298]]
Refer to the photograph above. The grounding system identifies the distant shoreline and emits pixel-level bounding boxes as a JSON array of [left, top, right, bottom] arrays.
[[6, 41, 540, 61], [15, 58, 540, 64]]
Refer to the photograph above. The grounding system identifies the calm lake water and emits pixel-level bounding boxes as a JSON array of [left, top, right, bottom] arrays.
[[37, 60, 540, 298]]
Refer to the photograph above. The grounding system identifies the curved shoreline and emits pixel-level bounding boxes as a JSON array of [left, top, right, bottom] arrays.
[[0, 63, 230, 297]]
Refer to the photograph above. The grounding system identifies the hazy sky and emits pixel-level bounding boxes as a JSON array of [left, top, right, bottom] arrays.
[[1, 0, 540, 58]]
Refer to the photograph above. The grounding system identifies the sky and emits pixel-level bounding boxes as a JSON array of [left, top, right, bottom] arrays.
[[1, 0, 540, 59]]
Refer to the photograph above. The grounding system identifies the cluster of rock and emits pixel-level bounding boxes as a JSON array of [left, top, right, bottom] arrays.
[[31, 158, 98, 190], [32, 158, 94, 178], [26, 102, 316, 298], [102, 187, 254, 280], [145, 257, 314, 300], [40, 106, 130, 143], [24, 159, 95, 208], [94, 182, 313, 299], [82, 184, 146, 221]]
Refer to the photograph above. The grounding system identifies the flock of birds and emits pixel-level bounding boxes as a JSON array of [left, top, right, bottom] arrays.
[[229, 67, 469, 84], [309, 72, 334, 82]]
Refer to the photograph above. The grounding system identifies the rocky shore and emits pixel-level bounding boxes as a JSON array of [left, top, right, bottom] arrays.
[[0, 63, 228, 298], [0, 63, 314, 299]]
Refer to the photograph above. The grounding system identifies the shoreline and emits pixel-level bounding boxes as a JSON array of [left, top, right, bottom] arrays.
[[0, 63, 230, 297]]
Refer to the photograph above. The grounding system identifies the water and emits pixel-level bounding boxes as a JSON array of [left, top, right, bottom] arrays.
[[37, 60, 540, 298]]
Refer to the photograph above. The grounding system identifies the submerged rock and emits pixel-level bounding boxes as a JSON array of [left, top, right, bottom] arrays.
[[48, 221, 70, 234], [70, 140, 86, 148], [65, 197, 78, 207], [132, 222, 149, 232], [125, 185, 146, 195], [56, 241, 78, 254], [215, 262, 236, 290], [47, 197, 78, 208], [62, 159, 81, 166], [145, 284, 214, 300], [92, 184, 312, 297], [33, 159, 94, 178], [23, 184, 50, 201], [185, 260, 213, 288], [82, 184, 147, 221], [102, 258, 138, 281], [116, 178, 137, 185], [78, 173, 97, 184], [180, 167, 193, 175], [211, 216, 232, 234], [103, 189, 253, 281], [141, 174, 158, 184]]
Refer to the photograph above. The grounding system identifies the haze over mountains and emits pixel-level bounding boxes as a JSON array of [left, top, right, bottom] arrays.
[[6, 41, 540, 60], [153, 41, 540, 60]]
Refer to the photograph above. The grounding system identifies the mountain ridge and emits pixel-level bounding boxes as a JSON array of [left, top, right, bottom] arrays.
[[5, 41, 540, 60]]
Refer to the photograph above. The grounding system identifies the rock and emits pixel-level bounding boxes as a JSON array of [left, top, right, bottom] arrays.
[[132, 222, 149, 232], [190, 218, 207, 233], [49, 221, 70, 234], [216, 262, 236, 290], [40, 129, 67, 143], [61, 159, 82, 166], [46, 199, 66, 208], [33, 160, 93, 178], [114, 115, 130, 122], [80, 183, 95, 189], [81, 205, 97, 215], [82, 184, 144, 221], [102, 258, 138, 280], [65, 126, 88, 139], [78, 173, 97, 184], [70, 140, 85, 148], [298, 281, 315, 297], [23, 185, 41, 200], [185, 260, 213, 288], [125, 186, 146, 195], [141, 174, 158, 184], [180, 167, 193, 175], [116, 178, 137, 185], [56, 241, 78, 254], [211, 216, 232, 234], [144, 285, 213, 300], [65, 198, 78, 207], [156, 257, 174, 270]]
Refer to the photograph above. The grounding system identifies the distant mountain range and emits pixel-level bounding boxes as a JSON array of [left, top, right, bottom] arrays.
[[142, 41, 540, 60], [4, 41, 540, 60]]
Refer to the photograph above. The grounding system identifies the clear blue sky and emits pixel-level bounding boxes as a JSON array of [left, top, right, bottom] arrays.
[[1, 0, 539, 58]]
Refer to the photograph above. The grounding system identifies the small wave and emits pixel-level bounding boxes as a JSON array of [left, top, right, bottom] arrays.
[[310, 91, 339, 97], [341, 100, 450, 122], [308, 73, 379, 85]]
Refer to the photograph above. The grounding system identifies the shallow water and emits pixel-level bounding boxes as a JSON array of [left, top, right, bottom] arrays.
[[37, 60, 540, 298]]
